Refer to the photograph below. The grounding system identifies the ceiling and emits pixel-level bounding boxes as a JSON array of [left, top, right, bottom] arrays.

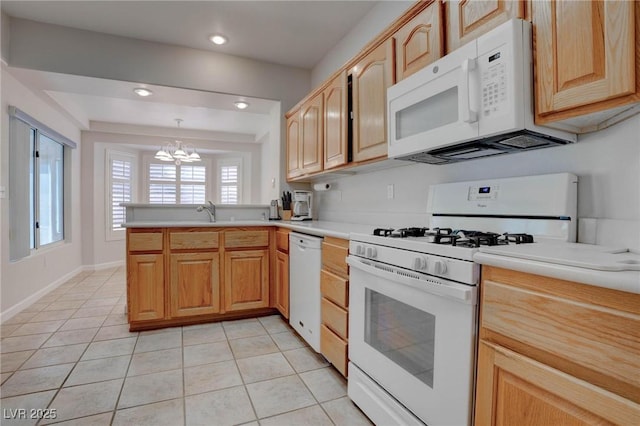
[[1, 1, 378, 139]]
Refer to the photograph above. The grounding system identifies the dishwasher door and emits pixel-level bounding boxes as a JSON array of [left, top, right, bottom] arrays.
[[289, 232, 323, 352]]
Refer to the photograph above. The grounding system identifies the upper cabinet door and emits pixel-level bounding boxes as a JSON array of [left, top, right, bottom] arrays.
[[534, 0, 636, 120], [286, 112, 302, 179], [351, 38, 395, 163], [323, 71, 349, 170], [300, 94, 324, 174], [394, 0, 444, 81], [446, 0, 525, 53]]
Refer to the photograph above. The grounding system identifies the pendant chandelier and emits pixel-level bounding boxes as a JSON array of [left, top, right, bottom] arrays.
[[154, 119, 201, 165]]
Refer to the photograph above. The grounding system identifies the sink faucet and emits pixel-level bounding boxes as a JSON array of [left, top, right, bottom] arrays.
[[196, 201, 216, 222]]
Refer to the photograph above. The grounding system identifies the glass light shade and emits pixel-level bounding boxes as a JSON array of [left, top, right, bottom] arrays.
[[188, 152, 201, 161], [173, 149, 188, 159]]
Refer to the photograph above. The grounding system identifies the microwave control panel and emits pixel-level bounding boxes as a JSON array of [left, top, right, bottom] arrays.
[[481, 51, 507, 117]]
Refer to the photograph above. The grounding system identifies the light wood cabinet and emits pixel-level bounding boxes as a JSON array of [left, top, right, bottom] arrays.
[[127, 226, 275, 331], [394, 0, 444, 81], [286, 111, 302, 179], [274, 229, 290, 319], [320, 237, 350, 377], [474, 266, 640, 425], [224, 249, 270, 312], [445, 0, 525, 53], [169, 252, 220, 318], [323, 71, 349, 170], [351, 38, 395, 163], [300, 94, 324, 175], [127, 229, 165, 322], [533, 0, 639, 130], [127, 253, 165, 322]]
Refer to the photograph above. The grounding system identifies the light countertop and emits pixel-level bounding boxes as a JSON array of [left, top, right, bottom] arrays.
[[122, 220, 375, 240], [475, 242, 640, 294]]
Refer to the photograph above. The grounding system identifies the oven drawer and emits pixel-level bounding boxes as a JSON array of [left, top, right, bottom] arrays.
[[321, 324, 347, 377], [321, 297, 348, 339], [321, 269, 348, 307]]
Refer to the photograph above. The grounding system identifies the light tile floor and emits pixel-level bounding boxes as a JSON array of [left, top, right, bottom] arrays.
[[1, 267, 372, 426]]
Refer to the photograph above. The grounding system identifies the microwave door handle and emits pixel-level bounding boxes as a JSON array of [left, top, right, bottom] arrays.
[[461, 58, 478, 123]]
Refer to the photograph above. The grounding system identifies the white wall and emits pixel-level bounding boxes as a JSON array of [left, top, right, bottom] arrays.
[[311, 1, 413, 86], [1, 66, 83, 316], [8, 17, 310, 113], [316, 115, 640, 224], [312, 0, 640, 246]]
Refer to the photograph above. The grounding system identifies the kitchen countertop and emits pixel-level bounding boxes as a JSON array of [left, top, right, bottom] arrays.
[[122, 220, 375, 240], [474, 242, 640, 294]]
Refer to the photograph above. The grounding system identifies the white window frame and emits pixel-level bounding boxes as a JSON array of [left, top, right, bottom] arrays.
[[8, 107, 76, 261], [142, 154, 211, 204], [105, 150, 136, 241], [217, 157, 243, 204]]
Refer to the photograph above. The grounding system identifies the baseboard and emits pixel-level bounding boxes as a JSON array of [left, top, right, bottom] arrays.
[[0, 266, 84, 323], [0, 260, 125, 323], [82, 260, 124, 272]]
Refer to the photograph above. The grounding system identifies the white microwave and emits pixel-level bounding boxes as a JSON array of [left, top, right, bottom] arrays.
[[387, 19, 576, 164]]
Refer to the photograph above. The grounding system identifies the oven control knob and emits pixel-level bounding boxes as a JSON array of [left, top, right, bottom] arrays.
[[413, 257, 427, 271], [355, 244, 365, 255], [433, 260, 448, 275], [366, 247, 377, 258]]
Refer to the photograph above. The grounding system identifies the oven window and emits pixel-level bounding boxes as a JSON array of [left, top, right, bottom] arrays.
[[364, 289, 435, 388]]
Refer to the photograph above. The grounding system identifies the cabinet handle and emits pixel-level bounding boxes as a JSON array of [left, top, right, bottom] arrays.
[[461, 58, 478, 124]]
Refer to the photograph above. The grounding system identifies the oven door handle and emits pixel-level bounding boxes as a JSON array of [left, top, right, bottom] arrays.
[[347, 256, 477, 304]]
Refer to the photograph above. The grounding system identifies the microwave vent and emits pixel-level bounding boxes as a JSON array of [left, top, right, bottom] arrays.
[[498, 134, 551, 149]]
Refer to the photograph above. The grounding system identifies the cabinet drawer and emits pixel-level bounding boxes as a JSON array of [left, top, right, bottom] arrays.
[[276, 229, 290, 252], [482, 277, 640, 401], [321, 237, 349, 277], [321, 269, 348, 308], [128, 231, 163, 252], [322, 297, 348, 339], [320, 324, 348, 377], [224, 230, 269, 248], [170, 231, 219, 250]]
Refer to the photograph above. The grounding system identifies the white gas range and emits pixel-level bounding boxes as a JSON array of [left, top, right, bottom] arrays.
[[347, 173, 578, 426]]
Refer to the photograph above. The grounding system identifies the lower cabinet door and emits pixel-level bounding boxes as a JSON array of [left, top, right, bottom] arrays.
[[275, 250, 289, 319], [224, 249, 269, 311], [320, 324, 348, 377], [475, 341, 640, 426], [128, 254, 165, 321], [169, 252, 220, 317]]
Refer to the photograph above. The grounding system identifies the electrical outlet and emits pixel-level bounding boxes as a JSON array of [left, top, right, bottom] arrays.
[[387, 184, 394, 200]]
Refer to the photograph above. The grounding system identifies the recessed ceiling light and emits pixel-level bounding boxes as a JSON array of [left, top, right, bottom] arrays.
[[209, 34, 228, 45], [234, 101, 249, 110], [133, 88, 153, 97]]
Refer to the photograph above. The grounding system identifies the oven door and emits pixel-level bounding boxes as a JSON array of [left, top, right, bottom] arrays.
[[347, 255, 477, 426]]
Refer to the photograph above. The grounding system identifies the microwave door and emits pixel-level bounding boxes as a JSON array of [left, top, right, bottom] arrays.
[[388, 42, 479, 159]]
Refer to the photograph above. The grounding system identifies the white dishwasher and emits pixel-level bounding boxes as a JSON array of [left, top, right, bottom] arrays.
[[289, 232, 323, 352]]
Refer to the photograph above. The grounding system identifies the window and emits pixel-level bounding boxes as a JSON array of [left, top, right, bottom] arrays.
[[148, 161, 206, 204], [218, 159, 242, 204], [107, 151, 135, 240], [9, 106, 76, 261]]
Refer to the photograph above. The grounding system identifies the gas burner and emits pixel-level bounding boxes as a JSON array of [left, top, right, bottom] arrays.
[[433, 233, 460, 245], [373, 228, 395, 237], [503, 233, 535, 244], [392, 227, 429, 238]]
